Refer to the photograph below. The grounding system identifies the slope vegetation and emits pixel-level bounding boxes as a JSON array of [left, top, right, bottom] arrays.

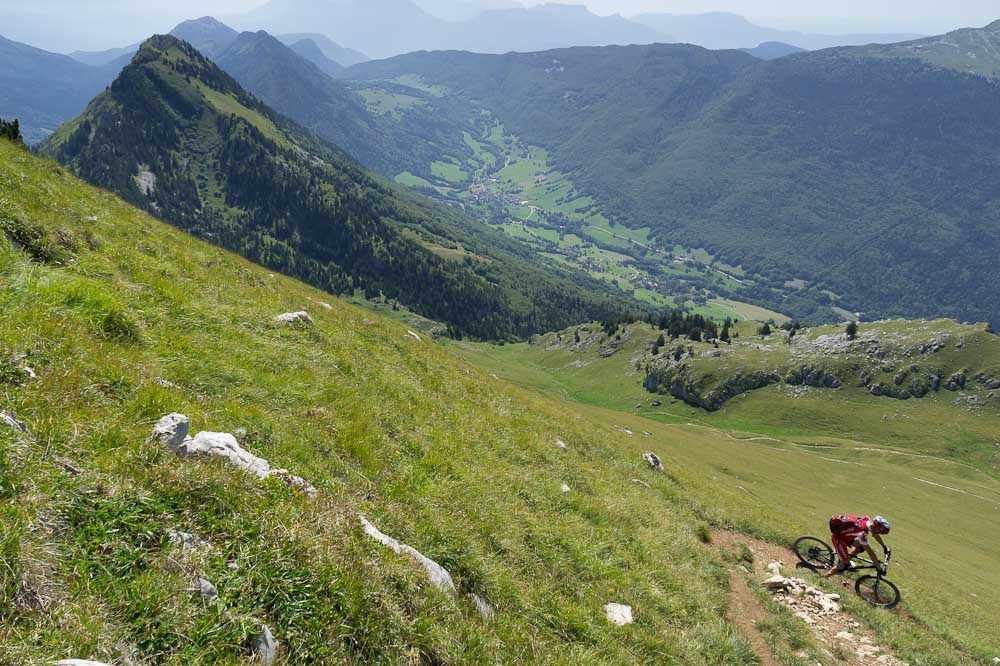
[[1, 130, 791, 666], [39, 36, 639, 340]]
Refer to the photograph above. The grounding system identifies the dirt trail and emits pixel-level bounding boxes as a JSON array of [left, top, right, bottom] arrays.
[[713, 530, 909, 666]]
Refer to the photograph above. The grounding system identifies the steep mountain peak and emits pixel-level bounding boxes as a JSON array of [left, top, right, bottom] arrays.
[[169, 16, 239, 58]]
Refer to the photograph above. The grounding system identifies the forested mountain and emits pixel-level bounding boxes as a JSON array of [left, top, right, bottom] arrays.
[[742, 42, 806, 60], [277, 33, 369, 66], [287, 38, 343, 77], [346, 34, 1000, 326], [850, 19, 1000, 78], [0, 35, 116, 143], [40, 35, 640, 339]]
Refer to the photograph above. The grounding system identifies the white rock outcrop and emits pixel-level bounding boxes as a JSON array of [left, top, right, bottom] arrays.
[[358, 514, 456, 595], [179, 431, 271, 478], [560, 484, 571, 493], [148, 413, 190, 450], [1, 410, 32, 444], [763, 574, 841, 623], [150, 415, 316, 497], [642, 452, 663, 471], [604, 603, 633, 626], [253, 625, 278, 665], [274, 311, 314, 326]]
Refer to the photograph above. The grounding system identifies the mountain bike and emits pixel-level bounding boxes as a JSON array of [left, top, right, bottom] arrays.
[[792, 535, 901, 609]]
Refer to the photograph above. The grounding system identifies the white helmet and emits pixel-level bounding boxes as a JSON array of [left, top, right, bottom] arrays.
[[874, 515, 891, 532]]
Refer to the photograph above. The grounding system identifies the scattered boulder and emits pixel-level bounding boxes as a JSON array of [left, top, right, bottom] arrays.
[[604, 602, 633, 626], [167, 529, 208, 551], [642, 452, 663, 471], [555, 439, 568, 450], [763, 573, 841, 622], [147, 413, 190, 450], [764, 575, 792, 592], [944, 371, 967, 391], [1, 410, 32, 444], [179, 431, 271, 479], [470, 593, 494, 621], [560, 483, 571, 493], [193, 577, 218, 601], [274, 311, 313, 326], [358, 514, 456, 595], [253, 625, 278, 666], [150, 415, 316, 496]]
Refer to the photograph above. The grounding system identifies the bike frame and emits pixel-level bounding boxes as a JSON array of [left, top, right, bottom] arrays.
[[843, 549, 892, 577]]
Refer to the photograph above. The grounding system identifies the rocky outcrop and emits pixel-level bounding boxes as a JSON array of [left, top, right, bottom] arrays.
[[784, 366, 842, 389], [253, 625, 278, 665], [358, 514, 456, 596], [643, 452, 663, 471], [274, 311, 313, 326], [150, 414, 316, 497], [1, 410, 32, 445], [944, 371, 967, 391]]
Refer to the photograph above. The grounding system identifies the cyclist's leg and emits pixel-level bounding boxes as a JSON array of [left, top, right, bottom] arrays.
[[831, 534, 851, 570]]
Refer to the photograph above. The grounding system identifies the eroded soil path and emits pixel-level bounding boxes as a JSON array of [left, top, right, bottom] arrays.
[[713, 530, 909, 666]]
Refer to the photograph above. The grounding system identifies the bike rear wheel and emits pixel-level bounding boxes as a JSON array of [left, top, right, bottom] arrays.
[[793, 536, 835, 569], [855, 575, 901, 609]]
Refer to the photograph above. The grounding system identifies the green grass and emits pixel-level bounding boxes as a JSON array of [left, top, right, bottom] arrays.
[[446, 318, 1000, 661], [0, 138, 812, 665], [357, 88, 427, 119], [196, 84, 293, 152], [431, 159, 469, 184]]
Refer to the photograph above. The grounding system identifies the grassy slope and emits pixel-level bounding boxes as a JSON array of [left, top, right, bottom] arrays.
[[447, 322, 1000, 661], [0, 139, 781, 665]]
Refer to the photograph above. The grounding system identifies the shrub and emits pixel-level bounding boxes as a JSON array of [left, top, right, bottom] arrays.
[[846, 321, 859, 340]]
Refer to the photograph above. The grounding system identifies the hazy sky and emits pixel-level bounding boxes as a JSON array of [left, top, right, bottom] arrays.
[[2, 0, 997, 52]]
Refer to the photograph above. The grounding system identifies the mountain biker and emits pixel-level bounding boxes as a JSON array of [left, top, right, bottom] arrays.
[[825, 514, 891, 576]]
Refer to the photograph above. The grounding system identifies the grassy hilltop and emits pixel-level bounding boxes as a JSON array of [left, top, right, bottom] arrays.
[[1, 135, 998, 664]]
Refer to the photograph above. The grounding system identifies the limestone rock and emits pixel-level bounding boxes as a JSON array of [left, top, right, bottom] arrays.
[[406, 330, 422, 341], [148, 413, 190, 450], [604, 602, 633, 626], [555, 439, 568, 450], [274, 311, 313, 326], [470, 593, 494, 621], [358, 514, 456, 595], [253, 625, 278, 665], [560, 483, 571, 493], [764, 575, 791, 591], [193, 577, 218, 601], [55, 661, 112, 666], [1, 410, 32, 444], [178, 431, 271, 479], [167, 529, 208, 551], [631, 479, 651, 489], [642, 452, 663, 471], [268, 469, 318, 498]]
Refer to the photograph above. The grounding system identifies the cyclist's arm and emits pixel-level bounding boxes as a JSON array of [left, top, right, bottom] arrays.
[[863, 543, 886, 573], [872, 533, 887, 552]]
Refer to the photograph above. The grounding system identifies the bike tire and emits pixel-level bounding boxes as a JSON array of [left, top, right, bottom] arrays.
[[855, 575, 901, 609], [793, 535, 836, 569]]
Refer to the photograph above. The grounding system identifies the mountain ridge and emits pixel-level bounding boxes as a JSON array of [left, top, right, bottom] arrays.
[[40, 34, 642, 340]]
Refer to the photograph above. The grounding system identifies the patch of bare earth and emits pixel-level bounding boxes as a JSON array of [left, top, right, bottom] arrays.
[[713, 530, 908, 666]]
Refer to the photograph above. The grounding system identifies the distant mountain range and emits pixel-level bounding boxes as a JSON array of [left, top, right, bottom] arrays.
[[229, 0, 926, 59], [0, 35, 117, 143], [741, 42, 806, 60], [631, 12, 923, 51]]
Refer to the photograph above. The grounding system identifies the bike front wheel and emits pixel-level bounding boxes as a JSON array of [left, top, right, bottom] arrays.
[[855, 575, 901, 609], [793, 535, 836, 569]]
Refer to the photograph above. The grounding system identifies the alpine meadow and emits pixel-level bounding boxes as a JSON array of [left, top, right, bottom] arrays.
[[2, 2, 1000, 665]]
